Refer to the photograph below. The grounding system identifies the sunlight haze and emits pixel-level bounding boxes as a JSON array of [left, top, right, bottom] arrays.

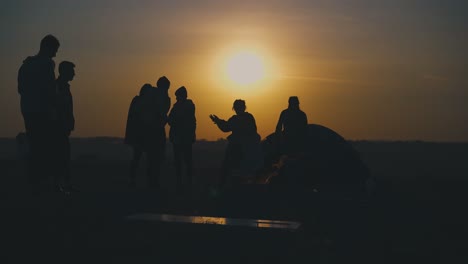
[[1, 0, 467, 141], [226, 51, 266, 85]]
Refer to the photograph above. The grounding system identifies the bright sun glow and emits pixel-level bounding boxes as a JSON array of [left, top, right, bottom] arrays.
[[226, 51, 265, 85]]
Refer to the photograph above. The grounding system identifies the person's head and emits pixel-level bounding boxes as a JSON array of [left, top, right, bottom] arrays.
[[156, 76, 170, 90], [232, 99, 246, 114], [288, 96, 300, 110], [175, 86, 187, 101], [39, 34, 60, 58], [139, 83, 153, 96], [58, 61, 75, 81]]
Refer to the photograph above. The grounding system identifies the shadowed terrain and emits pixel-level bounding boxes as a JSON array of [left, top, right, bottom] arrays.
[[1, 136, 467, 263]]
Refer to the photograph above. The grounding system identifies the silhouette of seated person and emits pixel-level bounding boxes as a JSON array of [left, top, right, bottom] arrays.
[[54, 61, 77, 192], [210, 99, 261, 187], [275, 96, 308, 155], [17, 34, 60, 193], [168, 86, 196, 192]]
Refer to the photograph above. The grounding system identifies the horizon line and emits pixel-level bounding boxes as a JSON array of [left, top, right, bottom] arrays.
[[1, 136, 467, 144]]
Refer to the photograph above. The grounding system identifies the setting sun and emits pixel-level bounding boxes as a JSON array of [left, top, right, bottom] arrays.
[[226, 51, 265, 85]]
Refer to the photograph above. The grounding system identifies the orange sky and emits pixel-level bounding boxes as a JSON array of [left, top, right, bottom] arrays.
[[1, 1, 467, 141]]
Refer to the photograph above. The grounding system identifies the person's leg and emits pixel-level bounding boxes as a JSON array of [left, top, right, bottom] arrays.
[[24, 114, 51, 194], [147, 150, 161, 190], [173, 144, 183, 190], [42, 118, 66, 193], [62, 134, 75, 190], [129, 146, 143, 185], [220, 143, 235, 188], [183, 144, 193, 188], [24, 117, 40, 194]]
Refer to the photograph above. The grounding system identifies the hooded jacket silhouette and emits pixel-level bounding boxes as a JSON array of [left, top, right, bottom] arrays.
[[168, 98, 196, 144], [124, 84, 166, 150], [18, 55, 56, 118]]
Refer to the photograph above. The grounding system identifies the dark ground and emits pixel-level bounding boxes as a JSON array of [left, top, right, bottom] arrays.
[[1, 139, 467, 263]]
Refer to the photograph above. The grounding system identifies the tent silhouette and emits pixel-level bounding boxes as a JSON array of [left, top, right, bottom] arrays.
[[216, 124, 373, 219]]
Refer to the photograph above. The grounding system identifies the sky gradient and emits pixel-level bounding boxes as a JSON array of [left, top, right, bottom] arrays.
[[1, 0, 467, 141]]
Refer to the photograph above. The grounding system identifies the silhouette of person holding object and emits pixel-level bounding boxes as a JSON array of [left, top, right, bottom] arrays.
[[17, 34, 60, 193], [125, 76, 170, 190], [210, 99, 261, 188], [54, 61, 77, 193], [168, 86, 196, 193], [275, 96, 308, 154]]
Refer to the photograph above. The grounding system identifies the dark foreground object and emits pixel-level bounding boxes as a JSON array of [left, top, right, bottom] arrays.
[[2, 190, 376, 263], [2, 124, 460, 263], [3, 124, 377, 263]]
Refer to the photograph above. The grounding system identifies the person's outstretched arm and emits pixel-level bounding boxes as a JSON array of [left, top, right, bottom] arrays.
[[210, 115, 231, 132]]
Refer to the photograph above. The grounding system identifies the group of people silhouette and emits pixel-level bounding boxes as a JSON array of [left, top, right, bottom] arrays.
[[17, 35, 309, 195], [17, 35, 76, 194], [124, 78, 196, 191]]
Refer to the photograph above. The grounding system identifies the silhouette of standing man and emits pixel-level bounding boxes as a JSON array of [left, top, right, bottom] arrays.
[[125, 83, 153, 187], [55, 61, 77, 193], [151, 76, 171, 153], [168, 86, 196, 192], [148, 76, 171, 190], [275, 96, 308, 154], [17, 34, 60, 193]]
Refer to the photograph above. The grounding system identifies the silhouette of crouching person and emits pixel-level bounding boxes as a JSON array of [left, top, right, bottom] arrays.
[[210, 99, 261, 188]]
